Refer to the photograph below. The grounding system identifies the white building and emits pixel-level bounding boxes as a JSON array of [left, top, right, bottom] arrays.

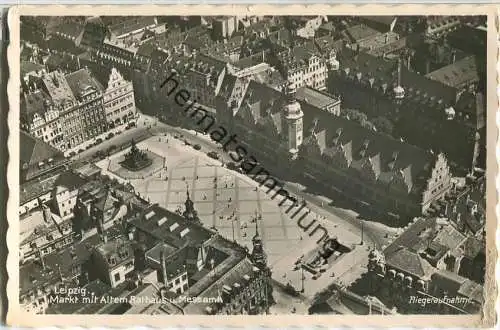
[[103, 68, 136, 127]]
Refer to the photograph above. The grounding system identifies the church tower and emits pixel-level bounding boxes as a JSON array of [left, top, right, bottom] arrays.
[[283, 80, 304, 159], [250, 220, 267, 269], [183, 187, 200, 223]]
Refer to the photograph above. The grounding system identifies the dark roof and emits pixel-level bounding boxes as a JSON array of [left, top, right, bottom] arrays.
[[65, 68, 104, 100], [86, 65, 112, 90], [130, 204, 214, 249], [431, 269, 483, 303], [21, 90, 49, 119], [51, 22, 85, 39], [338, 48, 458, 105], [21, 61, 45, 78], [20, 234, 100, 296], [426, 56, 479, 88], [458, 237, 485, 259], [237, 80, 437, 195], [96, 237, 134, 268], [344, 24, 380, 42], [360, 16, 397, 27], [296, 86, 340, 109], [109, 16, 157, 37], [93, 188, 118, 212], [20, 131, 66, 182], [183, 258, 256, 314], [385, 247, 435, 278]]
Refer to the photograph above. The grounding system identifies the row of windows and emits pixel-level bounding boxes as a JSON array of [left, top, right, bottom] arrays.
[[108, 94, 133, 108]]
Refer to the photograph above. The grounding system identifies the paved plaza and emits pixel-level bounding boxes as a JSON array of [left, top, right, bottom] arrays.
[[96, 135, 368, 297]]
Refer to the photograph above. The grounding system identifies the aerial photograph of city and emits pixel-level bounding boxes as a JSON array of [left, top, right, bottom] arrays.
[[17, 15, 487, 315]]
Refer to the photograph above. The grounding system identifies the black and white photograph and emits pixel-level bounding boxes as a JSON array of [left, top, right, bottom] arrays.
[[6, 6, 495, 327]]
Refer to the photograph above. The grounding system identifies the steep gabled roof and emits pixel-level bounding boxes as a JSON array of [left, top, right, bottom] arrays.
[[20, 131, 66, 180], [65, 68, 104, 100], [386, 247, 435, 278]]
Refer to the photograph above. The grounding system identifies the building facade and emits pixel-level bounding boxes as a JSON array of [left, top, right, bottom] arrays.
[[103, 67, 136, 127], [21, 67, 113, 152]]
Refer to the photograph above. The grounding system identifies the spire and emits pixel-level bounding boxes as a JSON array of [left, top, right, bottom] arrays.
[[253, 217, 260, 241], [183, 183, 199, 222], [393, 57, 405, 100], [250, 214, 267, 269]]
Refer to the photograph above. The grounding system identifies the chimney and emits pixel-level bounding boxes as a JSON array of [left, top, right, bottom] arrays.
[[160, 248, 168, 286]]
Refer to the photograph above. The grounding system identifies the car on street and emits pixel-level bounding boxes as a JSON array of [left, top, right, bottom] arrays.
[[106, 132, 114, 140], [193, 144, 201, 150], [226, 162, 238, 170], [207, 151, 219, 160]]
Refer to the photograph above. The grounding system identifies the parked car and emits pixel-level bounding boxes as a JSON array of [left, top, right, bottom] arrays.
[[94, 150, 106, 160], [78, 149, 85, 154], [226, 162, 238, 170], [108, 145, 117, 153], [106, 132, 115, 139], [95, 138, 103, 144], [207, 151, 219, 160], [193, 144, 201, 150], [69, 151, 77, 157]]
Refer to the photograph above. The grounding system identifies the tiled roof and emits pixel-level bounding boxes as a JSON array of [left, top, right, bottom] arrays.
[[458, 237, 485, 259], [457, 278, 483, 303], [431, 269, 465, 293], [65, 68, 104, 99], [344, 24, 381, 43], [93, 188, 118, 212], [20, 234, 100, 296], [21, 90, 49, 119], [51, 22, 85, 40], [20, 174, 58, 205], [41, 70, 77, 106], [386, 247, 435, 278], [21, 61, 45, 78], [303, 113, 434, 194], [426, 56, 479, 88], [360, 16, 397, 27], [53, 170, 87, 193], [96, 237, 134, 267], [20, 131, 66, 181], [109, 16, 157, 38], [314, 36, 344, 54], [131, 204, 214, 249], [384, 217, 437, 255], [182, 257, 256, 314], [337, 48, 458, 106], [296, 86, 340, 109]]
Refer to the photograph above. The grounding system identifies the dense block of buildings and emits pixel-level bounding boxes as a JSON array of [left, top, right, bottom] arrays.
[[217, 77, 452, 220], [21, 182, 273, 315], [365, 215, 484, 314], [327, 47, 484, 170], [21, 66, 136, 152]]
